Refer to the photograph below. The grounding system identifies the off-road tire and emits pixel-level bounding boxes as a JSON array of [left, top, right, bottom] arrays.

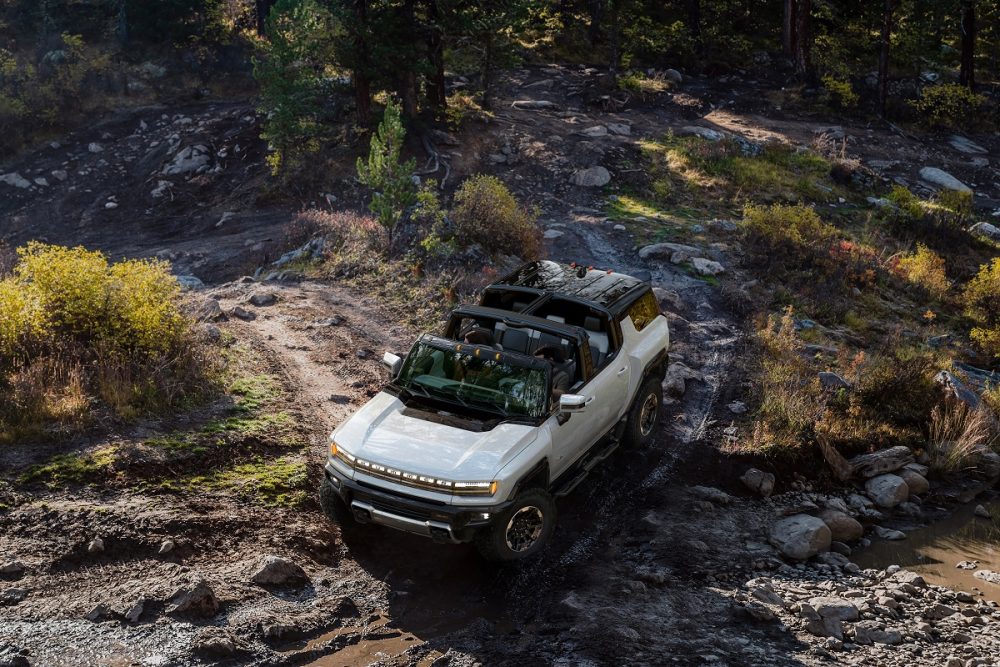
[[623, 376, 664, 448], [475, 489, 557, 562], [319, 478, 353, 525]]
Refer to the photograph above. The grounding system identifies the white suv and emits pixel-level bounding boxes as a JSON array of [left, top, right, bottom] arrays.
[[320, 261, 670, 560]]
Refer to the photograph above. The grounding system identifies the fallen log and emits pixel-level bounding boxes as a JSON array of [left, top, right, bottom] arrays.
[[848, 445, 914, 479]]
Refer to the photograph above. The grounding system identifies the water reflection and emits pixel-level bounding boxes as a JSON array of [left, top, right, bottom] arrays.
[[855, 499, 1000, 601]]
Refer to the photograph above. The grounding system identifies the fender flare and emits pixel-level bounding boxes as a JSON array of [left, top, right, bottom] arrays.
[[511, 459, 549, 497]]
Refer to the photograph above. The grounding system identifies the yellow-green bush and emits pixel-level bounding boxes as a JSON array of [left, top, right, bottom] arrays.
[[1, 244, 215, 441], [895, 244, 950, 300], [451, 175, 540, 259], [964, 258, 1000, 358], [822, 75, 858, 109], [914, 83, 987, 129], [741, 203, 838, 257]]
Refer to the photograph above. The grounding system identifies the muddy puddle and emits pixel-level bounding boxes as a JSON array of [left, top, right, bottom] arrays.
[[854, 499, 1000, 601]]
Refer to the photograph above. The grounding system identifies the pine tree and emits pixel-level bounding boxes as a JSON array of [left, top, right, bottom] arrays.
[[356, 100, 417, 247]]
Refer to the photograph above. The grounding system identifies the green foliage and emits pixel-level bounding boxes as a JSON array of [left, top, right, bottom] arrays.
[[894, 244, 950, 300], [450, 175, 540, 259], [914, 83, 987, 129], [741, 203, 838, 259], [821, 75, 858, 109], [964, 259, 1000, 359], [253, 0, 333, 176], [356, 100, 417, 242]]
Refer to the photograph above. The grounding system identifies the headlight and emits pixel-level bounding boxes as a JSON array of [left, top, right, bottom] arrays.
[[334, 449, 497, 496]]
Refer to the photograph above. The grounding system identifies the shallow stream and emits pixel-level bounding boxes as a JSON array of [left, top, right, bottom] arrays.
[[854, 499, 1000, 602]]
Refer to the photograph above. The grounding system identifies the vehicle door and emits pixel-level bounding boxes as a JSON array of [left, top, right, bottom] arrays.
[[547, 337, 630, 480]]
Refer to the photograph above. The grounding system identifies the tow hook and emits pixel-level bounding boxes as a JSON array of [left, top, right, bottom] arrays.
[[429, 526, 452, 543]]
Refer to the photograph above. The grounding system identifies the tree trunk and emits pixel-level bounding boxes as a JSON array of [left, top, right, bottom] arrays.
[[960, 0, 976, 88], [686, 0, 703, 49], [482, 33, 495, 111], [793, 0, 813, 82], [609, 0, 620, 84], [354, 0, 371, 125], [116, 0, 128, 45], [783, 0, 797, 56], [426, 0, 447, 114], [587, 0, 604, 47], [255, 0, 277, 36], [398, 0, 419, 117], [877, 0, 895, 118], [848, 446, 914, 479]]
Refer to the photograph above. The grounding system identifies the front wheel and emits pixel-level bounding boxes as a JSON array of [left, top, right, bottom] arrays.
[[319, 478, 353, 525], [475, 489, 557, 562], [623, 376, 664, 449]]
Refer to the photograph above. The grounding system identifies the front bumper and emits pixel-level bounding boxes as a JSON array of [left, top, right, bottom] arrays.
[[323, 462, 512, 543]]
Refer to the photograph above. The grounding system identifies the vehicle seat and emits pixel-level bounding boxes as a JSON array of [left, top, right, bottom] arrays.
[[498, 328, 531, 354], [584, 316, 610, 368]]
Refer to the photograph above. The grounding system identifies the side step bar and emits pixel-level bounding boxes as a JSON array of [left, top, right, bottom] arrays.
[[553, 437, 621, 498]]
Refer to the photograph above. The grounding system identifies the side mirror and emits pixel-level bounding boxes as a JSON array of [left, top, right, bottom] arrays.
[[382, 352, 403, 376], [559, 394, 592, 413]]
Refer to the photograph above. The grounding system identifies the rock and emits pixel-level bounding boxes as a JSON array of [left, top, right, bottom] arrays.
[[956, 560, 978, 570], [138, 61, 167, 79], [974, 504, 992, 518], [818, 371, 851, 391], [663, 68, 683, 83], [194, 629, 240, 657], [151, 180, 172, 198], [865, 474, 909, 508], [170, 578, 219, 617], [689, 486, 731, 506], [810, 597, 860, 622], [728, 401, 748, 414], [970, 221, 1000, 243], [664, 362, 701, 397], [215, 211, 236, 228], [637, 242, 702, 263], [158, 540, 176, 555], [88, 142, 104, 153], [818, 509, 863, 543], [830, 541, 851, 556], [577, 125, 608, 138], [85, 603, 109, 621], [919, 167, 971, 193], [607, 123, 631, 136], [935, 370, 981, 409], [273, 237, 326, 269], [0, 589, 26, 606], [850, 446, 914, 478], [543, 229, 564, 239], [87, 538, 105, 554], [978, 451, 1000, 479], [903, 462, 929, 476], [898, 468, 930, 496], [0, 173, 31, 189], [171, 276, 203, 293], [570, 166, 611, 187], [193, 299, 224, 322], [770, 514, 832, 560], [847, 493, 873, 510], [974, 569, 1000, 585], [248, 291, 277, 307], [949, 135, 988, 155], [854, 622, 902, 645], [677, 126, 724, 142], [874, 525, 906, 540], [162, 145, 211, 176], [250, 555, 308, 586], [231, 306, 256, 321], [50, 169, 68, 182], [125, 598, 147, 624], [739, 468, 775, 498], [0, 561, 24, 577], [511, 100, 560, 110], [691, 257, 724, 276], [893, 570, 926, 587], [924, 602, 958, 619], [34, 177, 49, 187]]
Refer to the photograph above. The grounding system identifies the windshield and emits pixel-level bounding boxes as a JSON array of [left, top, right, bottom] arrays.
[[395, 339, 550, 419]]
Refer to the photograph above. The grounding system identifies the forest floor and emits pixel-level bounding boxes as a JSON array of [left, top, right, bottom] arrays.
[[1, 64, 1000, 666]]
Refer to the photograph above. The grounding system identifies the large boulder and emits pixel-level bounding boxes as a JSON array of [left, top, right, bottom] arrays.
[[569, 166, 610, 187], [919, 167, 971, 193], [637, 242, 701, 263], [949, 135, 988, 155], [770, 514, 831, 560], [865, 474, 909, 508], [0, 173, 31, 189], [740, 468, 775, 498], [169, 577, 219, 617], [970, 222, 1000, 243], [818, 509, 863, 543], [898, 468, 930, 496], [162, 145, 211, 176], [677, 126, 724, 142]]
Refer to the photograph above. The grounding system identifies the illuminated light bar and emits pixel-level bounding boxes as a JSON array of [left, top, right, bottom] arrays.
[[333, 448, 496, 495]]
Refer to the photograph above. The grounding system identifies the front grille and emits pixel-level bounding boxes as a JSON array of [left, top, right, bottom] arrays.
[[355, 480, 447, 507]]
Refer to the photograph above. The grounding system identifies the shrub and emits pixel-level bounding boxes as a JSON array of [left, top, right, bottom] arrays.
[[741, 203, 839, 277], [894, 244, 950, 300], [450, 175, 540, 259], [927, 402, 997, 476], [822, 75, 858, 109], [964, 259, 1000, 359], [0, 244, 216, 441], [914, 83, 986, 129]]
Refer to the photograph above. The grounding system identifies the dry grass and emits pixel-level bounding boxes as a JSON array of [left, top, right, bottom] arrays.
[[927, 401, 998, 476]]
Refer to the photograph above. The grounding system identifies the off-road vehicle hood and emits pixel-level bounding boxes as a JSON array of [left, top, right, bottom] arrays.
[[334, 392, 537, 481]]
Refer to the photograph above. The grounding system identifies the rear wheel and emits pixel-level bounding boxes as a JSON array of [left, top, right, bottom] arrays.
[[475, 489, 557, 562], [623, 376, 663, 448], [319, 478, 353, 525]]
